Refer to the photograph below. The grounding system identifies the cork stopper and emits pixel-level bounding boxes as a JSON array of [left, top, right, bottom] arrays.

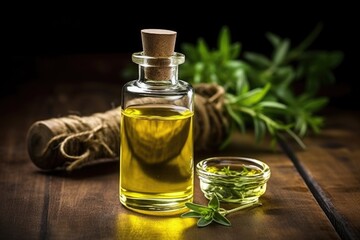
[[141, 29, 177, 80]]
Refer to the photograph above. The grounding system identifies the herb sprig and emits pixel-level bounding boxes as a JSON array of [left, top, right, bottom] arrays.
[[180, 24, 343, 149], [206, 165, 259, 176], [181, 195, 262, 227]]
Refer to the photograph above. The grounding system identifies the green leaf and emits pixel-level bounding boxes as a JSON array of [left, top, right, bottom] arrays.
[[197, 216, 213, 227], [295, 118, 308, 137], [238, 83, 271, 106], [174, 25, 342, 151], [181, 43, 199, 62], [289, 22, 323, 59], [308, 116, 324, 133], [213, 211, 231, 226], [225, 103, 245, 132], [257, 101, 287, 109], [193, 63, 205, 83], [233, 68, 248, 95], [181, 195, 262, 228], [218, 26, 231, 61], [185, 202, 211, 213], [244, 52, 271, 68], [273, 39, 290, 66], [181, 211, 203, 218], [198, 38, 210, 61], [303, 98, 328, 112], [230, 43, 241, 59], [254, 117, 266, 143], [266, 32, 282, 48], [208, 194, 220, 210]]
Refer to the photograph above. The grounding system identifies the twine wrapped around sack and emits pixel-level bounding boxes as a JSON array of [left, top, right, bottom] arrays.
[[26, 83, 230, 171]]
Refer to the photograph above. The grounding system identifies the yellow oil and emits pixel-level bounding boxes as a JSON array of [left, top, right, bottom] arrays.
[[119, 105, 194, 215]]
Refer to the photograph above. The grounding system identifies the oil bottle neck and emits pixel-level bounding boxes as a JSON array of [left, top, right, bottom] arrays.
[[132, 52, 185, 87]]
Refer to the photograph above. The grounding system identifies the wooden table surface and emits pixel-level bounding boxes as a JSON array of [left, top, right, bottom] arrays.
[[2, 55, 360, 239]]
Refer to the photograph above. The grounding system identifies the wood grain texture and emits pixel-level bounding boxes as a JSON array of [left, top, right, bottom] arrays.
[[0, 82, 121, 239], [282, 109, 360, 240], [0, 81, 345, 239], [114, 140, 340, 240]]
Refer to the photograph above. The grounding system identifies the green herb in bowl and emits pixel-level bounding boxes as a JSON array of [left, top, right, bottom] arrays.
[[197, 157, 271, 203]]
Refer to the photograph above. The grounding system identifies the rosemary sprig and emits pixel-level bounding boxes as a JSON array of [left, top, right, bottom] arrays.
[[180, 24, 343, 149], [206, 165, 259, 176], [181, 195, 262, 227]]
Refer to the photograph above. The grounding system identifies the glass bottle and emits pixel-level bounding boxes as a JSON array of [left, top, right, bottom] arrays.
[[119, 29, 194, 216]]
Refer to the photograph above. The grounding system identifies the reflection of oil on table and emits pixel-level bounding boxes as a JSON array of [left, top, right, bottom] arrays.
[[1, 82, 359, 240]]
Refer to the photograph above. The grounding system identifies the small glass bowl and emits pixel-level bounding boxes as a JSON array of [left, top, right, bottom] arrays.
[[196, 156, 271, 204]]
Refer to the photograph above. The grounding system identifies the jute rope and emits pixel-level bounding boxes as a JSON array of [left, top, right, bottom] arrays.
[[27, 83, 229, 171]]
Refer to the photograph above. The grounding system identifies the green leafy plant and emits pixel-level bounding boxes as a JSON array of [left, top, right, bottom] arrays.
[[181, 195, 262, 227], [180, 23, 343, 148], [206, 165, 259, 176]]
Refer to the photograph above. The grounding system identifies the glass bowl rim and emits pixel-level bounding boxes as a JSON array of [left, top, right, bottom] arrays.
[[196, 156, 271, 179]]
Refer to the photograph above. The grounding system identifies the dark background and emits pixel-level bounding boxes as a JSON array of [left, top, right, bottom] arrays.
[[7, 4, 359, 109]]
